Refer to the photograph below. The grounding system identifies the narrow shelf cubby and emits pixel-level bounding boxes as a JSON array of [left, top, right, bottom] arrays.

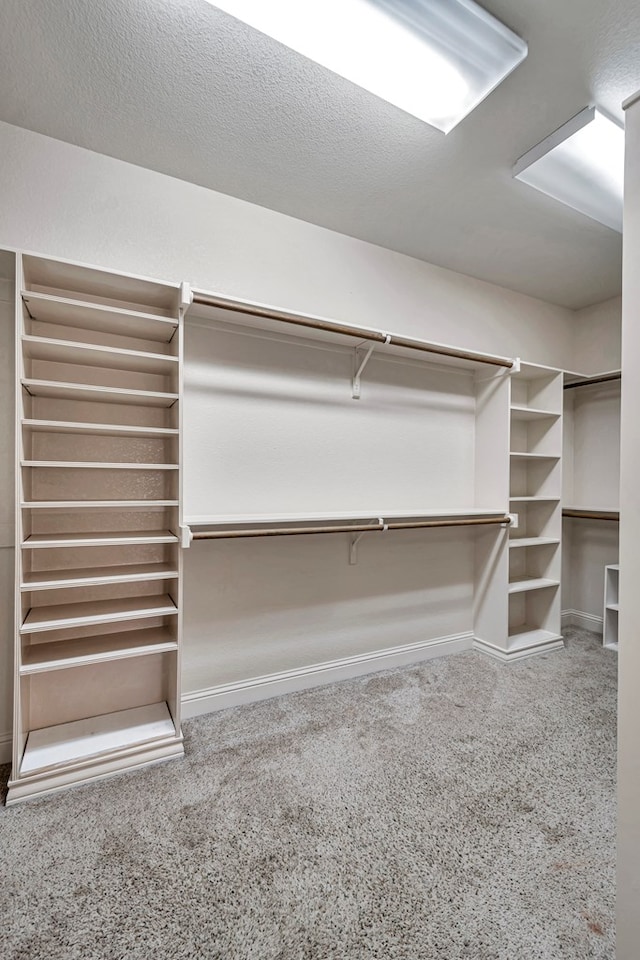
[[603, 564, 619, 651]]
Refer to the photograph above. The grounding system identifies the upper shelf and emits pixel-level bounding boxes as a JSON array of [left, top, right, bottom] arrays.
[[185, 507, 509, 527], [22, 291, 178, 343], [22, 335, 179, 374]]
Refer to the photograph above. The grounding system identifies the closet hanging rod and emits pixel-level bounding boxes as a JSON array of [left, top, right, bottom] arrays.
[[191, 515, 512, 541], [562, 509, 620, 521], [564, 372, 621, 390], [190, 291, 515, 370]]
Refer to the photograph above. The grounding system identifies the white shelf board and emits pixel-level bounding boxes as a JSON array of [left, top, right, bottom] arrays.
[[20, 701, 176, 774], [508, 625, 563, 651], [508, 577, 560, 594], [23, 529, 179, 549], [563, 505, 619, 513], [509, 452, 560, 461], [185, 507, 508, 526], [604, 642, 619, 652], [606, 603, 620, 612], [22, 562, 178, 591], [22, 419, 179, 439], [22, 460, 178, 470], [21, 594, 178, 634], [509, 497, 561, 503], [22, 379, 178, 407], [22, 290, 178, 343], [608, 564, 620, 572], [510, 405, 561, 421], [22, 500, 179, 509], [21, 627, 178, 674], [509, 537, 560, 549], [22, 334, 179, 374]]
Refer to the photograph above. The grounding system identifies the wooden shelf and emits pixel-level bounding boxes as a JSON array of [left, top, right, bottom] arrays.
[[22, 500, 179, 509], [509, 497, 560, 503], [508, 625, 564, 650], [22, 290, 178, 343], [23, 530, 179, 549], [185, 507, 508, 526], [508, 577, 560, 594], [22, 460, 179, 470], [20, 702, 177, 774], [22, 419, 179, 439], [22, 334, 179, 374], [510, 405, 561, 421], [21, 594, 178, 634], [509, 452, 560, 461], [21, 627, 178, 674], [509, 537, 560, 549], [22, 379, 178, 407], [22, 562, 178, 591]]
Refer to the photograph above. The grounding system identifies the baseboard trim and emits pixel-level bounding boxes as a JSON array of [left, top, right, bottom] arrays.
[[0, 732, 11, 765], [562, 609, 603, 634], [473, 635, 565, 662], [182, 632, 474, 718]]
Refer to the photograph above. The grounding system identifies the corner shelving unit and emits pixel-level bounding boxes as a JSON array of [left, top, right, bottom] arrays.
[[603, 564, 619, 651], [7, 254, 186, 805]]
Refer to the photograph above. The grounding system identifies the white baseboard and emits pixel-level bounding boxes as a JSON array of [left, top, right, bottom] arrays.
[[0, 732, 12, 765], [562, 609, 603, 634], [181, 631, 474, 719]]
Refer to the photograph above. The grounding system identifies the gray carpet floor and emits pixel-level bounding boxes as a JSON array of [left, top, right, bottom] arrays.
[[0, 627, 616, 960]]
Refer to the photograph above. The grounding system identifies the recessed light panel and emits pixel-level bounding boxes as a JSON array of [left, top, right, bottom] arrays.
[[210, 0, 528, 132], [513, 107, 624, 232]]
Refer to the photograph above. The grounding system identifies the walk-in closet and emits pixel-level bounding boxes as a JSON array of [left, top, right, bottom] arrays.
[[1, 1, 639, 957]]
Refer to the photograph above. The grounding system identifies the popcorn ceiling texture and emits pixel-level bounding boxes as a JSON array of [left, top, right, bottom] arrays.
[[1, 627, 615, 959]]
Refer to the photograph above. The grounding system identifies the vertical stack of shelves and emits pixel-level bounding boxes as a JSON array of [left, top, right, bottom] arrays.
[[507, 364, 564, 656], [603, 564, 619, 651], [7, 255, 186, 804]]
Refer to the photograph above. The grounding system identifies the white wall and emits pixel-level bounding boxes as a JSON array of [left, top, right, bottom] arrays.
[[572, 297, 622, 375], [618, 91, 640, 960], [0, 120, 584, 758]]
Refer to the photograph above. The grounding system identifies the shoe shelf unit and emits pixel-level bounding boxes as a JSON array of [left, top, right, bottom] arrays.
[[475, 363, 564, 660], [7, 254, 186, 805], [603, 564, 619, 651]]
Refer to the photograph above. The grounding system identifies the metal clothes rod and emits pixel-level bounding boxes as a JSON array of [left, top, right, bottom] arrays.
[[191, 291, 515, 370], [564, 372, 621, 390], [191, 515, 511, 541], [562, 509, 620, 521]]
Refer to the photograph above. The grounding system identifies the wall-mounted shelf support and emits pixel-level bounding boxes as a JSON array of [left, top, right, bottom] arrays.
[[352, 336, 390, 399]]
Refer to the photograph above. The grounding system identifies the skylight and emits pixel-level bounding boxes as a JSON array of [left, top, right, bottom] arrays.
[[513, 107, 625, 232], [210, 0, 528, 133]]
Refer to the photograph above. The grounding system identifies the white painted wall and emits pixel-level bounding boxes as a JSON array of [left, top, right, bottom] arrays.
[[0, 120, 585, 759], [618, 91, 640, 960], [572, 297, 622, 375]]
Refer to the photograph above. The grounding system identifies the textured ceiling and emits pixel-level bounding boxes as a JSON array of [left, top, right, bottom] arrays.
[[0, 0, 638, 308]]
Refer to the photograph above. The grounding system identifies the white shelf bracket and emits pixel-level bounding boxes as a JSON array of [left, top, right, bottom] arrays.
[[352, 336, 389, 399], [350, 517, 387, 564], [180, 524, 193, 549]]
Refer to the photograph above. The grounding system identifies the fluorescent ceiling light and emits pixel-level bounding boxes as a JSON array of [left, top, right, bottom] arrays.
[[513, 107, 624, 232], [210, 0, 527, 133]]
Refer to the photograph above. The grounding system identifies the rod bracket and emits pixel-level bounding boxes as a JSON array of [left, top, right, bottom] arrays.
[[349, 517, 385, 563], [510, 357, 521, 374], [180, 524, 193, 548], [352, 335, 390, 399]]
